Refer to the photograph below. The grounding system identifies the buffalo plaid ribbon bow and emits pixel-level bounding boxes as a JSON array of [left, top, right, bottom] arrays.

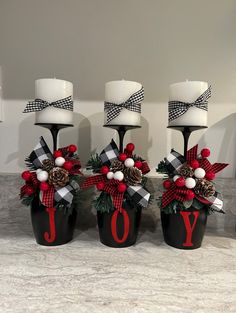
[[82, 140, 150, 210], [23, 96, 73, 113], [27, 137, 80, 208], [168, 86, 211, 122], [104, 87, 144, 123], [162, 144, 228, 213]]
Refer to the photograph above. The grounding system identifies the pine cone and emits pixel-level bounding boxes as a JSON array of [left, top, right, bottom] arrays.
[[179, 164, 194, 178], [42, 159, 54, 172], [110, 160, 124, 172], [48, 167, 69, 188], [124, 167, 142, 186], [194, 179, 215, 198]]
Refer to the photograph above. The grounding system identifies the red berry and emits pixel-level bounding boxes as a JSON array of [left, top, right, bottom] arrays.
[[186, 190, 195, 200], [201, 148, 210, 158], [96, 182, 105, 191], [175, 177, 185, 187], [63, 161, 73, 171], [21, 171, 32, 181], [118, 153, 127, 162], [134, 161, 142, 169], [117, 183, 127, 193], [205, 171, 216, 181], [53, 150, 62, 158], [163, 179, 172, 189], [68, 144, 77, 153], [100, 166, 109, 175], [190, 159, 200, 169], [40, 182, 49, 191], [126, 143, 135, 152], [25, 186, 34, 195]]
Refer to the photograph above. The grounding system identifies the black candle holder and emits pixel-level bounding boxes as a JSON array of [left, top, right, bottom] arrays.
[[103, 124, 141, 152], [35, 123, 73, 151], [167, 126, 208, 158]]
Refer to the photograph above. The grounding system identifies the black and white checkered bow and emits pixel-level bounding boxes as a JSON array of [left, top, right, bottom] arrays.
[[100, 139, 120, 165], [23, 96, 73, 113], [127, 185, 150, 208], [54, 180, 80, 207], [104, 87, 144, 123], [165, 149, 185, 174], [168, 86, 211, 122], [28, 136, 53, 168]]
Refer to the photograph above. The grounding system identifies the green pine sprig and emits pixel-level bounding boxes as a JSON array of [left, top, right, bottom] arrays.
[[156, 159, 169, 174], [86, 153, 103, 173], [24, 156, 37, 171], [93, 191, 113, 213]]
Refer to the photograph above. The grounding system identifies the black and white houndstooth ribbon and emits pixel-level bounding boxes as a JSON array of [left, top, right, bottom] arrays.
[[104, 87, 144, 123], [168, 86, 211, 122], [23, 96, 73, 113]]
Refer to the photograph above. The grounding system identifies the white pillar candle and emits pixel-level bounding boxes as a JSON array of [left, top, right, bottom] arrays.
[[168, 81, 208, 126], [104, 80, 142, 126], [35, 78, 73, 124]]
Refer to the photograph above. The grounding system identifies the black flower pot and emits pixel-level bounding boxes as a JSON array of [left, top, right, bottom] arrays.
[[161, 207, 208, 250], [97, 199, 142, 248], [31, 196, 77, 246]]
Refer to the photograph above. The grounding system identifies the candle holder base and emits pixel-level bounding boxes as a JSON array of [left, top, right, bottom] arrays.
[[167, 126, 207, 158], [103, 124, 141, 152], [35, 123, 74, 152]]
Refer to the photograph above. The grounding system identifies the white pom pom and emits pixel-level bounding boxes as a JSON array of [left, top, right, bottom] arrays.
[[185, 177, 196, 189], [173, 175, 180, 182], [106, 171, 114, 180], [36, 168, 42, 174], [55, 157, 65, 167], [37, 170, 48, 182], [194, 168, 206, 179], [113, 171, 124, 181], [124, 158, 135, 168]]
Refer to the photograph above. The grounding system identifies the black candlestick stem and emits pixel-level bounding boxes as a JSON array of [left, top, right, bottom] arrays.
[[103, 124, 141, 152], [35, 123, 73, 151], [167, 126, 207, 158]]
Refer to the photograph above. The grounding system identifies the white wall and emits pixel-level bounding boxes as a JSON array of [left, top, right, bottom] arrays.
[[0, 0, 236, 176]]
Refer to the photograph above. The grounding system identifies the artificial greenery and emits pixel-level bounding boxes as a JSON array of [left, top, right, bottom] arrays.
[[86, 153, 103, 173], [21, 195, 35, 206], [24, 156, 37, 171], [158, 196, 210, 215], [94, 191, 113, 213], [156, 159, 169, 174]]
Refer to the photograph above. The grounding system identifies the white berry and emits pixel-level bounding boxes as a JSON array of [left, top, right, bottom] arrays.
[[194, 168, 206, 179], [124, 158, 135, 168], [185, 177, 196, 189], [36, 168, 42, 174], [113, 171, 124, 181], [173, 175, 180, 182], [37, 170, 48, 182], [55, 157, 65, 167], [106, 171, 114, 180]]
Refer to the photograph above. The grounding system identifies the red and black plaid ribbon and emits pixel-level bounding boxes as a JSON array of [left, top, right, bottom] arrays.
[[42, 185, 55, 208]]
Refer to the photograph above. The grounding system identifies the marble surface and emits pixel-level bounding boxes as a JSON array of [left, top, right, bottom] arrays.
[[0, 174, 236, 313]]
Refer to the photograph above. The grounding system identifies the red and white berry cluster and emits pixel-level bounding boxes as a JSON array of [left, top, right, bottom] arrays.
[[21, 144, 78, 193], [96, 143, 143, 193], [163, 148, 216, 201]]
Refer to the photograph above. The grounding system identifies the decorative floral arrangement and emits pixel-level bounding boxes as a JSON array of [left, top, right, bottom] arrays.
[[82, 140, 151, 212], [20, 137, 81, 211], [158, 145, 228, 214]]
